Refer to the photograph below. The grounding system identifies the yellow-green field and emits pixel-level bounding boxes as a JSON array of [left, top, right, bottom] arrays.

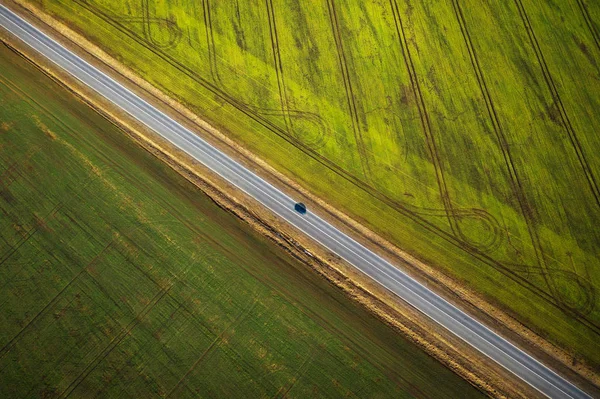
[[0, 42, 486, 398], [23, 0, 600, 366]]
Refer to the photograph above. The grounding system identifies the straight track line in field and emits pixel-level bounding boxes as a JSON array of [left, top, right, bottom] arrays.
[[388, 0, 470, 249], [4, 38, 418, 394], [514, 0, 600, 210], [63, 0, 600, 331], [575, 0, 600, 55], [265, 0, 293, 136], [201, 0, 220, 86], [449, 0, 574, 315], [325, 0, 372, 181], [164, 300, 257, 399], [0, 241, 113, 360], [0, 6, 594, 397], [59, 284, 173, 398]]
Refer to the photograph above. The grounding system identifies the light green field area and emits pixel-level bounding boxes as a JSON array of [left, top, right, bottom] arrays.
[[22, 0, 600, 365], [0, 44, 484, 398]]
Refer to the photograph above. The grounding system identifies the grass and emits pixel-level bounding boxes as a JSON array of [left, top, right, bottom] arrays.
[[20, 0, 600, 366], [0, 43, 485, 398]]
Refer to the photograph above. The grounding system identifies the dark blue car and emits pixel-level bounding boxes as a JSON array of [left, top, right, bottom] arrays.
[[294, 202, 307, 214]]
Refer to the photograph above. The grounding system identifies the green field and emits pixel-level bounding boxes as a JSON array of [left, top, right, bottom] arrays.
[[19, 0, 600, 366], [0, 43, 485, 398]]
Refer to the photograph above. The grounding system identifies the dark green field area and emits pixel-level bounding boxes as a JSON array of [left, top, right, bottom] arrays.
[[23, 0, 600, 365], [0, 43, 485, 398]]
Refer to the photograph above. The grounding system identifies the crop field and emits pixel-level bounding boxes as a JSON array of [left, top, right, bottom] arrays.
[[0, 43, 484, 398], [21, 0, 600, 366]]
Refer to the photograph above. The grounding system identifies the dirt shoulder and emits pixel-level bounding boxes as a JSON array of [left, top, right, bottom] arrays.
[[1, 0, 598, 397]]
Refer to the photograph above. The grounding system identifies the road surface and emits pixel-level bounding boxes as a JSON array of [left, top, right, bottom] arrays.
[[0, 4, 592, 398]]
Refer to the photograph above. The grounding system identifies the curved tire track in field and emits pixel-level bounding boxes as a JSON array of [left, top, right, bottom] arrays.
[[67, 0, 600, 333], [203, 0, 327, 150], [505, 263, 596, 316], [80, 0, 182, 50], [389, 0, 503, 254], [451, 0, 595, 317], [264, 0, 327, 149]]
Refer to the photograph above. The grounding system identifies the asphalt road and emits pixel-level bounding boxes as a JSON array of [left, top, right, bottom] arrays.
[[0, 4, 592, 398]]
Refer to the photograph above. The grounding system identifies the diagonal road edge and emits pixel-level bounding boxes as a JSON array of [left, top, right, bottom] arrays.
[[0, 4, 593, 398]]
